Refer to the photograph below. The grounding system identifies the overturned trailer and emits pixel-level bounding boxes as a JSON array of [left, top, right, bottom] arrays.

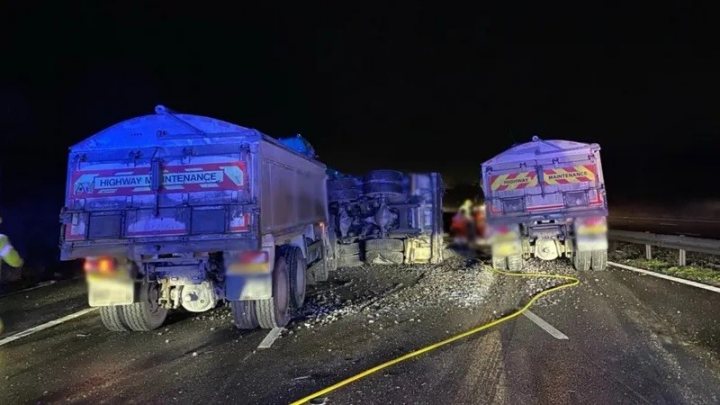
[[327, 170, 444, 266]]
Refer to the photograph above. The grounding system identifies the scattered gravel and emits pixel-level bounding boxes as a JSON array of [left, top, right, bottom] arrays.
[[295, 257, 496, 329]]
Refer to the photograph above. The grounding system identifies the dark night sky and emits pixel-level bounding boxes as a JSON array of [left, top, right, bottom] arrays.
[[1, 1, 719, 212]]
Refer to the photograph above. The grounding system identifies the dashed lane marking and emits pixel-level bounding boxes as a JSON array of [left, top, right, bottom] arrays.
[[0, 307, 98, 347], [523, 310, 569, 340], [257, 327, 285, 349]]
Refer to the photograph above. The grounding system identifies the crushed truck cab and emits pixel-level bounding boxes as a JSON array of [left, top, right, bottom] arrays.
[[481, 136, 609, 271], [60, 106, 333, 331]]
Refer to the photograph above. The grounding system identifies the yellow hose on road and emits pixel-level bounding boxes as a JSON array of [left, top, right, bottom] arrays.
[[290, 267, 580, 405]]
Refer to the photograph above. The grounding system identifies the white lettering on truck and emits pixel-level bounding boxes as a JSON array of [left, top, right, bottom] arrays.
[[93, 170, 224, 189]]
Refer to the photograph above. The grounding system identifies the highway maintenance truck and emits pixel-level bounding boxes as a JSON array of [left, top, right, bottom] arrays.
[[481, 136, 608, 271], [60, 106, 335, 331]]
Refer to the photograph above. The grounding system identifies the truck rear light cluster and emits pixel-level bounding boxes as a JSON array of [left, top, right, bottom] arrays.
[[84, 256, 117, 274]]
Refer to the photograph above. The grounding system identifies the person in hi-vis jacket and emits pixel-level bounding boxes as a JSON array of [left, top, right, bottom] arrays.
[[0, 216, 24, 333]]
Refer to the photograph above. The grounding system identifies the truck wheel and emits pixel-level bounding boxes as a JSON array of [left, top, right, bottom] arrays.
[[365, 250, 404, 265], [364, 170, 407, 201], [308, 260, 329, 284], [338, 242, 361, 256], [285, 246, 307, 308], [256, 251, 291, 328], [365, 238, 404, 252], [121, 282, 167, 331], [231, 300, 259, 330], [492, 256, 507, 270], [591, 250, 608, 271], [100, 306, 130, 332], [507, 255, 523, 272], [573, 251, 592, 271], [338, 254, 363, 267]]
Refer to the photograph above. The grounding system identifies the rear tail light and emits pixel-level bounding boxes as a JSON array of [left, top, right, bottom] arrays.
[[581, 216, 606, 226], [495, 225, 510, 234], [84, 256, 117, 274]]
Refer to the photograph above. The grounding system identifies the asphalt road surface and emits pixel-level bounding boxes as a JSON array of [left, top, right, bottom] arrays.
[[1, 260, 719, 404]]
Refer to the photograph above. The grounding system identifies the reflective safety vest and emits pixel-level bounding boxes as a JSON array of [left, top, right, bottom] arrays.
[[0, 234, 23, 268]]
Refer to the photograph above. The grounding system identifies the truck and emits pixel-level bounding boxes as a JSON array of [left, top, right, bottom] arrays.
[[327, 170, 444, 266], [481, 136, 608, 271], [60, 106, 335, 331]]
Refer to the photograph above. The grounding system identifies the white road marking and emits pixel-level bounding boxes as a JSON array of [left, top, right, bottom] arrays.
[[0, 307, 98, 347], [0, 280, 58, 299], [523, 310, 569, 340], [608, 261, 720, 294], [257, 327, 285, 349]]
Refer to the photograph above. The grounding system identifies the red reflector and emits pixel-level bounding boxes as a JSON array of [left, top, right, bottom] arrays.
[[84, 257, 117, 274], [582, 217, 605, 226]]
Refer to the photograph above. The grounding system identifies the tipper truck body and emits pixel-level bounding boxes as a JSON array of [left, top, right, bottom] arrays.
[[60, 106, 335, 331], [481, 136, 608, 271]]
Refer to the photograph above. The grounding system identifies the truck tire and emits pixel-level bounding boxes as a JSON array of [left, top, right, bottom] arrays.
[[231, 300, 258, 330], [573, 251, 591, 271], [364, 170, 406, 201], [307, 260, 329, 284], [492, 256, 507, 270], [120, 283, 167, 331], [365, 250, 404, 265], [338, 242, 361, 256], [256, 251, 291, 328], [507, 255, 523, 272], [591, 250, 608, 271], [338, 254, 363, 267], [100, 306, 130, 332], [365, 238, 404, 252], [285, 246, 307, 308], [364, 170, 405, 183]]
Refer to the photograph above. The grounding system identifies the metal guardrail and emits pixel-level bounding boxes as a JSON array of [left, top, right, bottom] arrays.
[[608, 229, 720, 265]]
